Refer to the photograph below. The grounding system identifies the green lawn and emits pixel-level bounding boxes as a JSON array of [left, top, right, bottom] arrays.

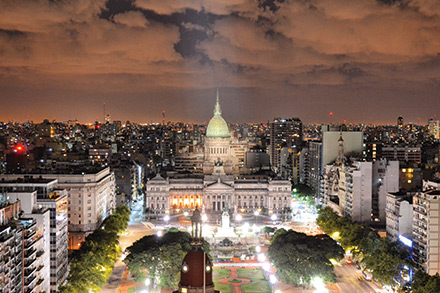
[[237, 268, 266, 280], [238, 269, 271, 293], [213, 268, 232, 293], [213, 268, 230, 280], [242, 280, 272, 292]]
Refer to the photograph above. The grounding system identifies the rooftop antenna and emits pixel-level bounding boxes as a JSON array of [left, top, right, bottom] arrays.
[[103, 102, 106, 122]]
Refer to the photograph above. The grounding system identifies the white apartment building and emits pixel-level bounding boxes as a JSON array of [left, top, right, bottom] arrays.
[[37, 193, 68, 291], [0, 177, 69, 291], [413, 190, 440, 275], [322, 159, 399, 224], [385, 191, 413, 242], [0, 199, 50, 293]]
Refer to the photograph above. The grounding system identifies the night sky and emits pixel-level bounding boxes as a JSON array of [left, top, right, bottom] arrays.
[[0, 0, 439, 124]]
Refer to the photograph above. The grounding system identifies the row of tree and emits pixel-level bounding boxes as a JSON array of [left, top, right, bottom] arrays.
[[124, 228, 210, 289], [268, 228, 344, 285], [59, 205, 131, 292], [316, 207, 410, 287]]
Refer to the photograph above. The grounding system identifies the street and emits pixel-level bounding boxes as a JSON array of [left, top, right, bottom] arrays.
[[101, 198, 154, 293], [101, 201, 385, 293]]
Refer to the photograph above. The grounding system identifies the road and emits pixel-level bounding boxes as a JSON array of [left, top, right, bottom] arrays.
[[101, 199, 154, 293], [334, 262, 383, 293]]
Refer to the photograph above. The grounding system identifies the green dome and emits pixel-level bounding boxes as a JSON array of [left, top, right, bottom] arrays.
[[207, 115, 229, 138], [206, 91, 229, 138]]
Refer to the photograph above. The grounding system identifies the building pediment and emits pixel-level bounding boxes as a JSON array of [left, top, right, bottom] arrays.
[[205, 179, 234, 191]]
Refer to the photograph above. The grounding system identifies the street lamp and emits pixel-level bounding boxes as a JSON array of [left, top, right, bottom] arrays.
[[201, 214, 208, 222], [235, 214, 242, 223], [164, 215, 170, 223], [254, 210, 259, 225], [145, 278, 151, 286], [270, 275, 277, 284], [271, 214, 277, 223]]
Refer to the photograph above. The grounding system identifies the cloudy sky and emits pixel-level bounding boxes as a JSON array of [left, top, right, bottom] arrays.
[[0, 0, 439, 124]]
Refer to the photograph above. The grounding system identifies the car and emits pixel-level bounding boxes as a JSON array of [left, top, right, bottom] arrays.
[[346, 259, 352, 265]]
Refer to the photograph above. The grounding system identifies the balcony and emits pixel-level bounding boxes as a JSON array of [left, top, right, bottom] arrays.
[[25, 267, 37, 277], [24, 239, 37, 250], [24, 248, 37, 260], [24, 257, 36, 268], [25, 275, 37, 287], [25, 230, 36, 240]]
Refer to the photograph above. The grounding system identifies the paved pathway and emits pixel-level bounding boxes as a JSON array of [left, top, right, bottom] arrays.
[[217, 267, 253, 293]]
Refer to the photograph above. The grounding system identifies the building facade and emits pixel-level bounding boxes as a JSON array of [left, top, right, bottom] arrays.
[[146, 92, 292, 219]]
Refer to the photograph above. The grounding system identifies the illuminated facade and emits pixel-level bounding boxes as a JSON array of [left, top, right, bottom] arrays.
[[146, 174, 291, 217], [146, 92, 292, 218]]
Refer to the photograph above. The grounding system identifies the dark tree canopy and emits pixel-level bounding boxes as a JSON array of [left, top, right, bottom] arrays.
[[268, 229, 344, 285], [316, 207, 411, 287], [124, 229, 210, 289], [59, 206, 131, 292]]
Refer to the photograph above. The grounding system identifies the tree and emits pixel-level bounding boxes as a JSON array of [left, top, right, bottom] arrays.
[[124, 229, 210, 289], [411, 271, 440, 293], [59, 207, 130, 292], [270, 228, 287, 244], [316, 207, 412, 289], [316, 207, 340, 235], [262, 226, 275, 237], [268, 230, 344, 285]]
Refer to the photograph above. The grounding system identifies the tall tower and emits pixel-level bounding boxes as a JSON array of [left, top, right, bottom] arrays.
[[336, 133, 345, 165], [270, 117, 303, 171]]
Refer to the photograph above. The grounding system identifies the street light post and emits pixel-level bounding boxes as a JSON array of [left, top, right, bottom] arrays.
[[254, 210, 259, 225]]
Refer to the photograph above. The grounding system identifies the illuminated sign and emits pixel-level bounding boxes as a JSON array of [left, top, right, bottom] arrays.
[[399, 235, 412, 248]]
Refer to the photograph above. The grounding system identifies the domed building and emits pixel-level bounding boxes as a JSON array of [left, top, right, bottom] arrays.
[[203, 91, 233, 175], [146, 90, 292, 219]]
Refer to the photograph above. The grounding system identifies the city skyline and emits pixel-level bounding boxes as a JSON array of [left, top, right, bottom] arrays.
[[1, 0, 440, 124]]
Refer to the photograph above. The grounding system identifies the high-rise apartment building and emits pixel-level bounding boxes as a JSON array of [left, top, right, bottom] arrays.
[[0, 199, 49, 293], [269, 117, 302, 171], [385, 191, 413, 242], [413, 190, 440, 275], [322, 158, 398, 224], [428, 119, 440, 140], [0, 177, 69, 292]]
